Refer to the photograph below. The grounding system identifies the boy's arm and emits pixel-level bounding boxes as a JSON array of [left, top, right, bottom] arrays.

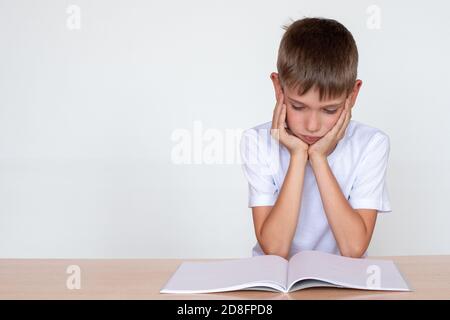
[[253, 77, 310, 259], [306, 99, 377, 258], [309, 155, 377, 258], [254, 153, 308, 259]]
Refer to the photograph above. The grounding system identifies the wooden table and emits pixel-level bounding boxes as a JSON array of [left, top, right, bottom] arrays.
[[0, 256, 449, 299]]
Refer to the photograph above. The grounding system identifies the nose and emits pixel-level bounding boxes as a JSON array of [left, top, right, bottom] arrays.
[[306, 113, 320, 134]]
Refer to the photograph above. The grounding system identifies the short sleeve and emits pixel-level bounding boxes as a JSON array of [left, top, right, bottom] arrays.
[[348, 132, 392, 213], [240, 129, 278, 208]]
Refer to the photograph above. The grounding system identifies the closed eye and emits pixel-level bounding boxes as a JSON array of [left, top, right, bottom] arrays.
[[292, 105, 338, 114]]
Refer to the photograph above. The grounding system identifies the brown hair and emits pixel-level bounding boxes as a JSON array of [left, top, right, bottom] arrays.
[[277, 17, 358, 101]]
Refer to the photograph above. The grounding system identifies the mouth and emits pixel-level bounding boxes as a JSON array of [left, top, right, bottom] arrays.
[[301, 135, 320, 144]]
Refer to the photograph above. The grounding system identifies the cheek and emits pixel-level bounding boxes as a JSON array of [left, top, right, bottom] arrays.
[[286, 109, 303, 127], [332, 113, 342, 125], [324, 114, 340, 131]]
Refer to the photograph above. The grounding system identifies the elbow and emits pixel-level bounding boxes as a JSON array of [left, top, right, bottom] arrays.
[[257, 230, 291, 259], [265, 248, 289, 260], [260, 242, 290, 260], [340, 244, 366, 259]]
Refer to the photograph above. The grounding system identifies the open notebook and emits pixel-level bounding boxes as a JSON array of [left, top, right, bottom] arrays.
[[160, 250, 411, 294]]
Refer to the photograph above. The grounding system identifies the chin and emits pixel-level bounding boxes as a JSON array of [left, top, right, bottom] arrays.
[[300, 134, 321, 144], [295, 135, 311, 145], [302, 140, 315, 145]]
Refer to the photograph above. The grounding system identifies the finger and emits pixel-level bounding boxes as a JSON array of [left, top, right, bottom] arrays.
[[337, 102, 352, 138], [285, 126, 294, 135], [275, 104, 288, 142], [278, 104, 287, 129], [271, 93, 284, 130], [329, 100, 349, 137], [337, 117, 348, 139], [339, 98, 351, 124], [271, 101, 278, 129], [271, 106, 282, 142]]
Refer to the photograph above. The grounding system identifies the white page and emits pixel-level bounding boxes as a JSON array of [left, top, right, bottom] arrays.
[[160, 255, 288, 293], [287, 251, 411, 291]]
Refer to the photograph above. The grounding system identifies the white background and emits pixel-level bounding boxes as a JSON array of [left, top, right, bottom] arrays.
[[1, 0, 449, 258]]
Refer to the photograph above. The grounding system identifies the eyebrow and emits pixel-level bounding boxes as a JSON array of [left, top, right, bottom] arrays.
[[287, 97, 345, 109]]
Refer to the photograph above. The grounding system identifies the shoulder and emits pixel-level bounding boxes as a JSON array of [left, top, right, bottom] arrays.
[[240, 121, 281, 164], [240, 121, 273, 148], [242, 121, 272, 137], [346, 120, 390, 153], [334, 121, 391, 183], [340, 121, 391, 173]]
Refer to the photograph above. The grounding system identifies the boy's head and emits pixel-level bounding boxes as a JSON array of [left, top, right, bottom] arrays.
[[271, 17, 362, 143]]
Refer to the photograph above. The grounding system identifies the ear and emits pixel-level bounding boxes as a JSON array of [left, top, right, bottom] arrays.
[[270, 72, 284, 99], [349, 80, 363, 109]]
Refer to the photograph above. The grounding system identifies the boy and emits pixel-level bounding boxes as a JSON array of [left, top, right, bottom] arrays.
[[240, 17, 392, 260]]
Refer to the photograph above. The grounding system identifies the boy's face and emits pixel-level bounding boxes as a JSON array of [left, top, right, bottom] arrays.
[[282, 85, 348, 144]]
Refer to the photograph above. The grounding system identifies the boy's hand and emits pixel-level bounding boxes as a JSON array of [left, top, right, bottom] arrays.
[[308, 97, 352, 160], [270, 91, 309, 158]]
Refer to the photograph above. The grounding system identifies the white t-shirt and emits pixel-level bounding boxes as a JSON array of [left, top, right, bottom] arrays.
[[239, 119, 392, 259]]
